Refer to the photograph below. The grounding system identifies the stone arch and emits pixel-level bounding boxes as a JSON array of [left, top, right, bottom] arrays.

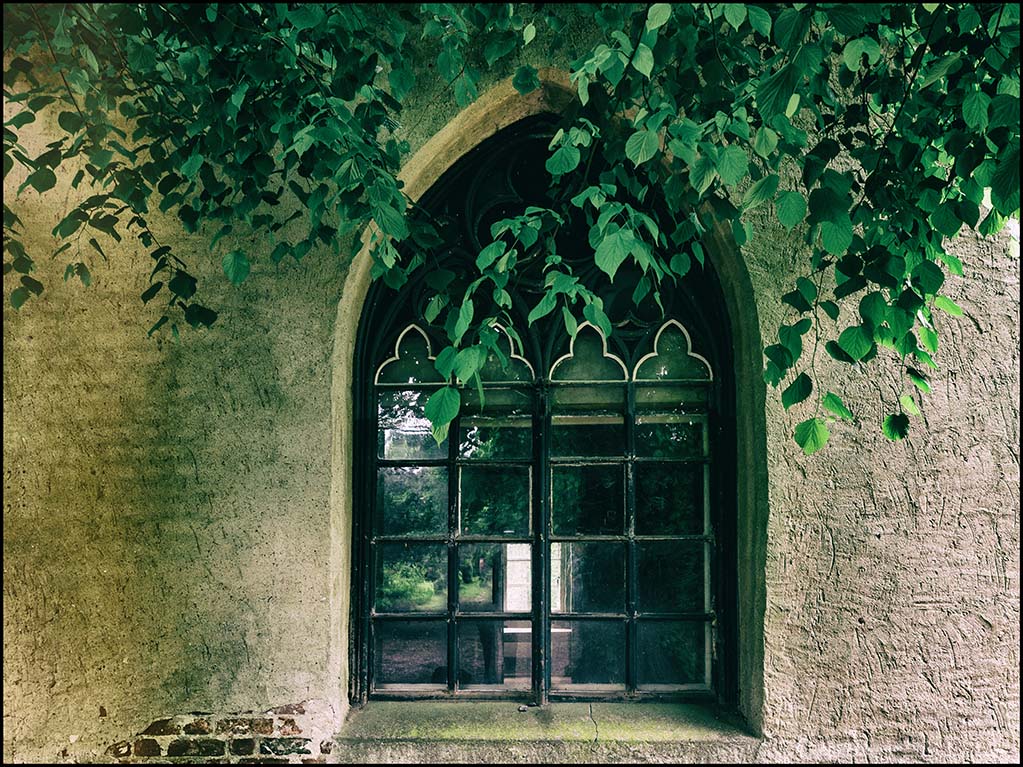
[[329, 69, 767, 732]]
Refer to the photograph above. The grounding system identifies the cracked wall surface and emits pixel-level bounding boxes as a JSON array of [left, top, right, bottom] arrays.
[[3, 18, 1020, 765]]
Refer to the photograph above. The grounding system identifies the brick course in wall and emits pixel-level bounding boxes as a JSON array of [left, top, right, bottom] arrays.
[[105, 702, 334, 765]]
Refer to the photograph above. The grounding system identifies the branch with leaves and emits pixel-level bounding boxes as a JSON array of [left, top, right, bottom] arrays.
[[3, 3, 1020, 455]]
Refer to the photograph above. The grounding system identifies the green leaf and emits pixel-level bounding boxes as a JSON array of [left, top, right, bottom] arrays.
[[837, 325, 873, 361], [546, 144, 581, 175], [646, 4, 672, 30], [757, 65, 798, 120], [990, 147, 1020, 215], [528, 290, 557, 325], [773, 8, 808, 48], [753, 127, 778, 158], [822, 392, 854, 422], [929, 202, 962, 237], [288, 5, 326, 30], [513, 65, 540, 94], [882, 413, 910, 441], [820, 218, 852, 255], [147, 315, 168, 336], [794, 417, 830, 455], [594, 227, 635, 281], [453, 299, 474, 344], [900, 394, 921, 417], [776, 191, 806, 230], [933, 295, 963, 317], [183, 303, 218, 328], [632, 43, 654, 78], [561, 306, 578, 337], [484, 34, 517, 66], [781, 372, 812, 409], [742, 174, 779, 210], [747, 6, 771, 37], [625, 130, 660, 167], [453, 345, 486, 384], [222, 250, 251, 285], [962, 91, 990, 132], [716, 145, 748, 186], [424, 386, 460, 444], [820, 301, 839, 321], [388, 67, 416, 101], [689, 154, 718, 196], [912, 260, 944, 296], [723, 4, 746, 30], [181, 152, 203, 179], [842, 37, 881, 70]]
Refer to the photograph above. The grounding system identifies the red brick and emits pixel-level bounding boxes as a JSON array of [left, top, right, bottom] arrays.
[[141, 717, 181, 736], [278, 717, 302, 735], [166, 738, 226, 757], [217, 717, 274, 735], [260, 737, 312, 756], [106, 740, 131, 758], [230, 738, 256, 755], [133, 739, 161, 757], [183, 717, 212, 734]]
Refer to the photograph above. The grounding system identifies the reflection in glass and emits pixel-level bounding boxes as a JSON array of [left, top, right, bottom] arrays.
[[458, 620, 531, 689], [459, 467, 530, 536], [635, 415, 705, 459], [373, 620, 447, 688], [637, 621, 707, 688], [550, 542, 625, 613], [377, 466, 448, 536], [375, 543, 447, 612], [637, 542, 704, 613], [550, 620, 625, 690], [377, 389, 447, 459], [635, 384, 707, 408], [551, 465, 624, 535], [635, 464, 704, 535], [633, 321, 712, 381], [376, 326, 444, 384], [458, 543, 532, 612], [459, 389, 532, 458], [551, 413, 624, 457]]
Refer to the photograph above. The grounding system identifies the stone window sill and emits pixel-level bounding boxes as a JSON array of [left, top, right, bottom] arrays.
[[334, 701, 760, 762]]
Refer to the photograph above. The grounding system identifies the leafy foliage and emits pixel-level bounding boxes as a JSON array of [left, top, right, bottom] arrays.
[[3, 3, 1020, 452]]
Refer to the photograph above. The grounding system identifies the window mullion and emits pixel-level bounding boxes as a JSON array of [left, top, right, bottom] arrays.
[[625, 380, 637, 695], [533, 380, 550, 705], [447, 405, 459, 693]]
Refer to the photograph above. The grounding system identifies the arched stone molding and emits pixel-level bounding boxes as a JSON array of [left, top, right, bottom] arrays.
[[329, 68, 767, 733]]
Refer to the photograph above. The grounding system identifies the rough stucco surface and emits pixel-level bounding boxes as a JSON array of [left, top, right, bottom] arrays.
[[3, 16, 1020, 765]]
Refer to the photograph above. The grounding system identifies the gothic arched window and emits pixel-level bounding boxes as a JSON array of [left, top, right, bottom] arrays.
[[352, 116, 736, 705]]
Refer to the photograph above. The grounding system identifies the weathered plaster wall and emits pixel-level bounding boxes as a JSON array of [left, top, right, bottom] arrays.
[[4, 15, 1020, 765]]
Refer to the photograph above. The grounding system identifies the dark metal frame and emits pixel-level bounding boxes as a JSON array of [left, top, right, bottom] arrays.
[[349, 115, 738, 709]]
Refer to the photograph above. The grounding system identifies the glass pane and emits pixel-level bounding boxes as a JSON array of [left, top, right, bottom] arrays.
[[635, 415, 705, 459], [549, 325, 627, 382], [550, 620, 625, 690], [552, 383, 625, 409], [550, 542, 625, 613], [551, 413, 624, 457], [377, 466, 448, 536], [636, 542, 704, 613], [634, 321, 712, 381], [458, 543, 532, 612], [459, 415, 531, 459], [373, 619, 447, 688], [459, 466, 530, 536], [375, 543, 447, 612], [378, 389, 447, 459], [637, 621, 708, 688], [635, 463, 704, 535], [635, 384, 707, 408], [376, 326, 444, 384], [458, 620, 531, 689], [551, 465, 624, 535]]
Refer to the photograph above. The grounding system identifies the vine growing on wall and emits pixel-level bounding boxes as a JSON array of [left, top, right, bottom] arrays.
[[3, 3, 1020, 453]]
